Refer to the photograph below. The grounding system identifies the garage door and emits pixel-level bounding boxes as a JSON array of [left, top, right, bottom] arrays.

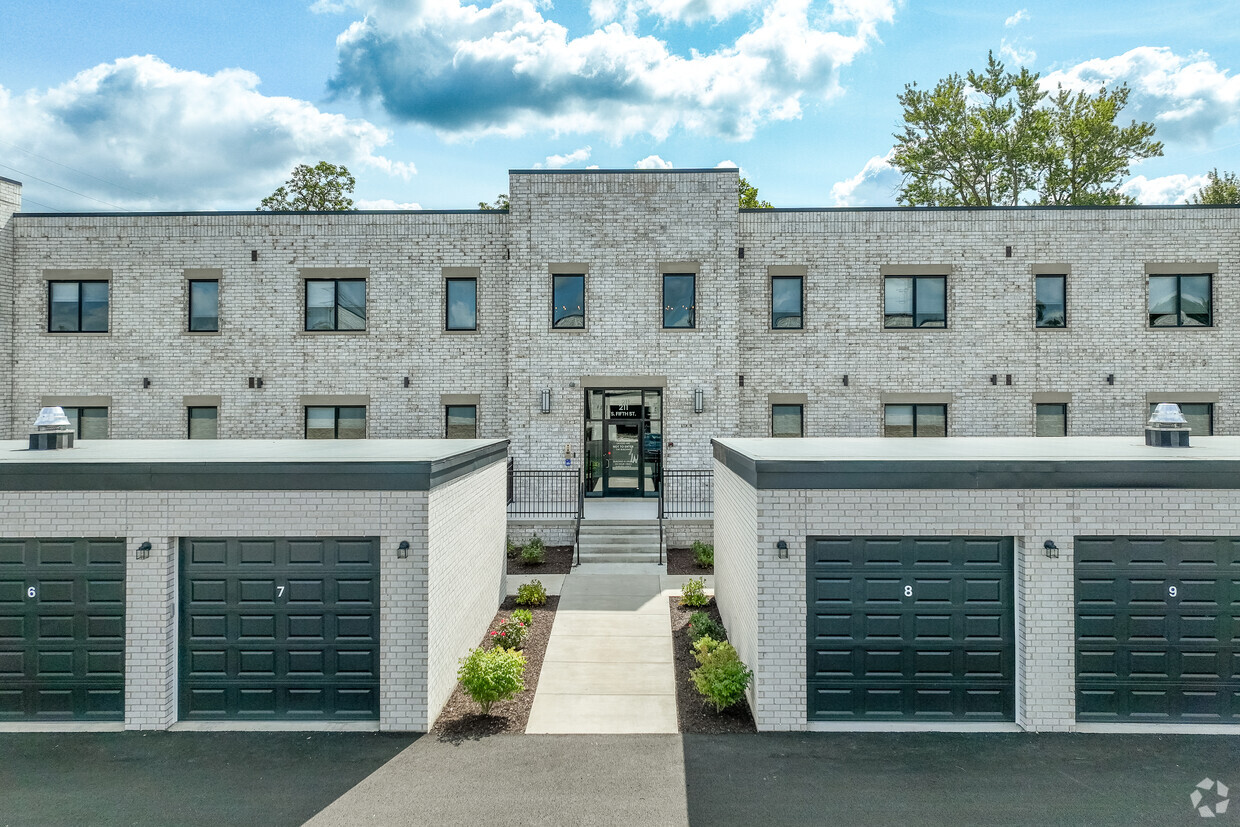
[[1076, 537, 1239, 722], [808, 536, 1015, 721], [0, 538, 125, 720], [180, 538, 379, 720]]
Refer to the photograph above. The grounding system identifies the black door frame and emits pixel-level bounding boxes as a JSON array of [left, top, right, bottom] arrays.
[[585, 388, 662, 498]]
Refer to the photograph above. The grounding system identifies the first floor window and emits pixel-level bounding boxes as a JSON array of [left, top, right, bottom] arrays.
[[884, 404, 946, 437], [445, 405, 478, 438], [884, 276, 946, 328], [188, 406, 218, 439], [1150, 402, 1213, 436], [446, 278, 478, 331], [64, 407, 109, 439], [1149, 274, 1211, 327], [771, 404, 804, 437], [552, 274, 585, 328], [305, 406, 366, 439], [1035, 403, 1067, 436], [771, 276, 804, 329], [188, 280, 219, 332], [1035, 275, 1066, 328], [663, 273, 696, 328], [305, 279, 366, 331], [49, 281, 109, 332]]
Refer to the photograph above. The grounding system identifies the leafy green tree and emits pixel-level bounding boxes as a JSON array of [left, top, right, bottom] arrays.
[[259, 162, 356, 211], [892, 52, 1162, 206], [739, 177, 772, 209], [1190, 169, 1240, 204], [477, 194, 510, 210]]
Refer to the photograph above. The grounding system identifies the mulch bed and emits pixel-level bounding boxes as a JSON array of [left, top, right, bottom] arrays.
[[507, 545, 574, 575], [666, 546, 713, 575], [669, 597, 757, 734], [431, 595, 560, 742]]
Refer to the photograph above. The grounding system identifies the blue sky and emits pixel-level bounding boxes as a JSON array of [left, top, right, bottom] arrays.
[[2, 0, 1238, 211]]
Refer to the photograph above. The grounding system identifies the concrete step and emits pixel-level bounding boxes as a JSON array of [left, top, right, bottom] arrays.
[[579, 546, 660, 557], [577, 535, 660, 546], [579, 551, 662, 564]]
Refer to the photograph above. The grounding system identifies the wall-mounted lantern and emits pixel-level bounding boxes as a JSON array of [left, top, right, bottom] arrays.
[[777, 540, 789, 559], [694, 388, 704, 414], [397, 540, 411, 559], [136, 542, 152, 559], [1043, 540, 1059, 559], [540, 389, 551, 414]]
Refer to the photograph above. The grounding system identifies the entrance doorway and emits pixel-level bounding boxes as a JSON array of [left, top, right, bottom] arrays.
[[584, 388, 662, 497]]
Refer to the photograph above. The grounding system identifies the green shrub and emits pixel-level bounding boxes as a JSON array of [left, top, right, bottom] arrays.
[[688, 612, 726, 643], [680, 576, 709, 607], [691, 635, 724, 662], [512, 608, 534, 626], [457, 647, 526, 714], [490, 616, 529, 650], [520, 535, 546, 565], [515, 579, 548, 606], [690, 640, 752, 712], [691, 541, 715, 569], [506, 538, 522, 559]]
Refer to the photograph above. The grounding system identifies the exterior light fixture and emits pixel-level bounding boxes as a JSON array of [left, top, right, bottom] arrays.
[[540, 389, 551, 414], [1043, 540, 1059, 559], [142, 378, 151, 389], [777, 540, 789, 559], [397, 540, 410, 559], [694, 388, 704, 414], [136, 542, 152, 559]]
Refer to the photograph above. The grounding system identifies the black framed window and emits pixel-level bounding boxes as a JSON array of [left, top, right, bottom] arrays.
[[63, 407, 109, 439], [305, 406, 366, 439], [48, 281, 109, 332], [1035, 275, 1066, 328], [1149, 402, 1213, 436], [884, 276, 946, 328], [884, 404, 947, 437], [771, 276, 803, 329], [188, 280, 219, 332], [1149, 274, 1212, 327], [305, 279, 366, 331], [445, 405, 478, 439], [1035, 403, 1067, 436], [446, 278, 478, 331], [663, 273, 696, 329], [771, 404, 804, 437], [552, 275, 585, 329], [187, 406, 218, 439]]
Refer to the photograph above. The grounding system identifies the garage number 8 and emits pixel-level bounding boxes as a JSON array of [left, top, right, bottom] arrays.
[[27, 586, 36, 598], [1168, 585, 1177, 598], [904, 585, 913, 598]]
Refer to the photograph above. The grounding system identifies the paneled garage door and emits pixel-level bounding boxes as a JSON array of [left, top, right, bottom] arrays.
[[807, 536, 1015, 721], [180, 538, 379, 720], [0, 538, 125, 720], [1076, 537, 1239, 722]]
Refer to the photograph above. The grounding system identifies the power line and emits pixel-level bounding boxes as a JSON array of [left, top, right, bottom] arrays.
[[0, 162, 133, 211], [0, 139, 152, 198], [18, 196, 65, 212]]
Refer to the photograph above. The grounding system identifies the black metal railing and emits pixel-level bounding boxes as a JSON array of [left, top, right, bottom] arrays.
[[658, 469, 714, 565], [507, 466, 584, 565]]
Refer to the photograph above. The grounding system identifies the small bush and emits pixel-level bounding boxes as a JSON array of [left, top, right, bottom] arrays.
[[512, 608, 534, 626], [457, 646, 526, 714], [691, 541, 715, 569], [692, 635, 724, 662], [688, 612, 726, 643], [490, 616, 529, 650], [515, 579, 548, 606], [520, 536, 546, 565], [506, 538, 522, 559], [690, 640, 753, 712], [680, 576, 709, 607]]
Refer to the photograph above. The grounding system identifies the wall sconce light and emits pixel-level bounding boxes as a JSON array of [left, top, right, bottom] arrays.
[[842, 374, 849, 386], [142, 378, 151, 389], [1043, 540, 1059, 559], [776, 540, 789, 559], [694, 388, 704, 414], [540, 389, 551, 414], [397, 540, 410, 559], [1106, 374, 1114, 385], [136, 541, 152, 559]]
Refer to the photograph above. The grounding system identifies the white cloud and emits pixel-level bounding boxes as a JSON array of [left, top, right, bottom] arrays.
[[999, 37, 1035, 66], [355, 198, 422, 209], [830, 150, 901, 206], [0, 55, 413, 210], [635, 154, 674, 169], [1042, 47, 1240, 144], [716, 159, 738, 168], [1004, 8, 1028, 27], [590, 0, 755, 26], [535, 146, 593, 169], [309, 0, 349, 13], [1120, 173, 1210, 204], [327, 0, 897, 140]]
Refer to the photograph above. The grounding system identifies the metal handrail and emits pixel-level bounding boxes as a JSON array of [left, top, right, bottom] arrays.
[[575, 468, 583, 567], [659, 469, 714, 565], [506, 469, 581, 518]]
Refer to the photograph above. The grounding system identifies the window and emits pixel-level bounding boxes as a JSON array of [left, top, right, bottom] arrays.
[[663, 274, 696, 329], [771, 404, 803, 437], [445, 405, 478, 439], [771, 276, 803, 329], [305, 279, 366, 331], [1035, 275, 1066, 328], [63, 407, 108, 439], [49, 281, 109, 332], [1035, 403, 1067, 436], [884, 276, 945, 328], [1149, 275, 1211, 327], [1149, 402, 1213, 436], [187, 406, 218, 439], [884, 404, 947, 437], [305, 406, 366, 439], [188, 280, 219, 332], [446, 278, 478, 331], [552, 275, 585, 329]]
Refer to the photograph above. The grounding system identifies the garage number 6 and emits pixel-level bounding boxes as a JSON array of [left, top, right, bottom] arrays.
[[904, 585, 913, 598], [27, 586, 36, 598], [1168, 585, 1177, 598]]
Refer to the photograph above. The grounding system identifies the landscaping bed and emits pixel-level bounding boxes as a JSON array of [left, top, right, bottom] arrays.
[[666, 546, 713, 575], [431, 594, 560, 741], [507, 544, 574, 575], [669, 596, 757, 734]]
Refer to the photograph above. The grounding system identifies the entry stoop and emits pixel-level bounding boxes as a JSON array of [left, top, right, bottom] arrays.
[[577, 521, 662, 564]]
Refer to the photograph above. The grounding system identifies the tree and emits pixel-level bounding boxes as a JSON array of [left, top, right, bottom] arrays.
[[259, 162, 356, 211], [891, 52, 1162, 206], [1190, 169, 1240, 204], [477, 194, 510, 210], [739, 177, 772, 209]]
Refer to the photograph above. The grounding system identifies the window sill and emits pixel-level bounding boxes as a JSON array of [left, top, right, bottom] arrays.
[[299, 329, 370, 335], [442, 328, 481, 335], [43, 331, 111, 336], [1145, 325, 1216, 331], [185, 330, 221, 336]]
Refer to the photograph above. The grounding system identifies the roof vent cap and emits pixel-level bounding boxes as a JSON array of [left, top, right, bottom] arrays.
[[1146, 403, 1190, 448], [1148, 403, 1188, 428], [33, 406, 72, 431], [29, 406, 75, 450]]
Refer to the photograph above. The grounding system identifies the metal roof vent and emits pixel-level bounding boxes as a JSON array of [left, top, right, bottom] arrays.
[[29, 406, 74, 450], [1146, 402, 1190, 448]]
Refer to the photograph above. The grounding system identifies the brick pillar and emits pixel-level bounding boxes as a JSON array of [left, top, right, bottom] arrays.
[[124, 537, 177, 729], [379, 496, 430, 731], [1019, 534, 1076, 731]]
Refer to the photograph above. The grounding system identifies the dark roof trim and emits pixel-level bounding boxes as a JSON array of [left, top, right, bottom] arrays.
[[712, 441, 1240, 490], [509, 168, 737, 174], [0, 441, 508, 492], [741, 204, 1240, 213], [0, 175, 21, 187], [15, 209, 504, 219]]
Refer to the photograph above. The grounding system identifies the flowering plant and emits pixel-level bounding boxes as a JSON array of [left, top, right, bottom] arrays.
[[490, 616, 529, 650]]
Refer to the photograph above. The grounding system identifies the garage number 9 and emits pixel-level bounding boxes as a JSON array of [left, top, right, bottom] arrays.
[[1168, 585, 1177, 598], [904, 585, 913, 598], [27, 586, 36, 598]]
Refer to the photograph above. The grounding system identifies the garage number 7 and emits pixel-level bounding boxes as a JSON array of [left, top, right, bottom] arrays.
[[276, 585, 285, 598]]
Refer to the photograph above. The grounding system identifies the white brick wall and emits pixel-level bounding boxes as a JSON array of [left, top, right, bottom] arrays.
[[0, 178, 18, 437], [712, 461, 759, 716]]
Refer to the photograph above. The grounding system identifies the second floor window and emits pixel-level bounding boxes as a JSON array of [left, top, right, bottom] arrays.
[[445, 405, 478, 438], [552, 275, 585, 329], [771, 276, 804, 329], [64, 406, 109, 439], [884, 404, 947, 437], [1149, 274, 1211, 327], [884, 276, 945, 328], [49, 281, 109, 332], [1035, 275, 1066, 328], [446, 278, 478, 331], [771, 404, 804, 437], [1035, 403, 1067, 436], [188, 280, 219, 332], [188, 406, 218, 439], [1150, 402, 1213, 436], [305, 405, 367, 439], [305, 279, 366, 331], [663, 274, 696, 328]]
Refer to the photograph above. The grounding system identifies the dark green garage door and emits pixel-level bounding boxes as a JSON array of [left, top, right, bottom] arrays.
[[0, 538, 125, 720], [180, 538, 379, 720], [808, 536, 1015, 721], [1077, 537, 1239, 722]]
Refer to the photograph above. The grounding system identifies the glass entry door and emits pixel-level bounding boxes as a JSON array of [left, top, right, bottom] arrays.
[[585, 389, 662, 497]]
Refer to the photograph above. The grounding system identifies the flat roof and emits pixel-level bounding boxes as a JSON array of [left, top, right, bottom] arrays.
[[0, 438, 508, 492], [712, 436, 1240, 490]]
